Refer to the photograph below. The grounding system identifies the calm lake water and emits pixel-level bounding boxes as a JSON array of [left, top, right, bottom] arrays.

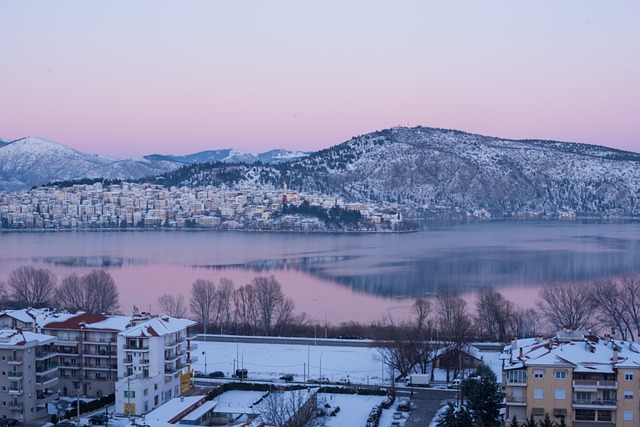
[[1, 220, 639, 323]]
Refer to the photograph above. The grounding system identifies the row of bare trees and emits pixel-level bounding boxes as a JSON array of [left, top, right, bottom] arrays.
[[0, 266, 120, 313], [376, 275, 640, 380], [159, 275, 300, 337]]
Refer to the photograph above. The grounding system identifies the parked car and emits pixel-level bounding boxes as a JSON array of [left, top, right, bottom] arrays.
[[209, 371, 225, 378], [448, 378, 462, 389], [279, 374, 294, 382], [309, 377, 330, 384], [397, 397, 411, 411], [88, 413, 109, 425], [393, 412, 403, 420], [336, 378, 351, 385], [192, 370, 204, 377]]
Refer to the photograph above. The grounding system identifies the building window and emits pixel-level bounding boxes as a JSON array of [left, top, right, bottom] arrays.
[[576, 410, 596, 421], [506, 370, 527, 384], [534, 389, 543, 399], [624, 371, 634, 381], [532, 408, 544, 418], [598, 411, 612, 422], [533, 369, 544, 379], [555, 370, 566, 379], [624, 411, 633, 421], [553, 408, 567, 418], [554, 389, 566, 400], [624, 391, 634, 399]]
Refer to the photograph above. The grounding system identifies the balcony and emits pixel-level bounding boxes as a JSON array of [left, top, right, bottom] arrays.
[[56, 336, 81, 343], [8, 371, 23, 379], [84, 350, 117, 357], [506, 379, 527, 387], [573, 379, 617, 389], [7, 402, 23, 410], [36, 350, 58, 360], [8, 388, 23, 396], [8, 356, 22, 365], [505, 396, 527, 406], [186, 356, 198, 364], [36, 377, 59, 389], [83, 337, 117, 345], [36, 392, 60, 405], [36, 363, 59, 374], [572, 398, 617, 409], [123, 344, 149, 350], [84, 363, 118, 371], [122, 358, 133, 365], [165, 350, 186, 361], [187, 343, 198, 351]]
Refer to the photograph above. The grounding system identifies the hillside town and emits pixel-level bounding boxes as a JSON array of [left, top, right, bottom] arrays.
[[0, 183, 412, 232]]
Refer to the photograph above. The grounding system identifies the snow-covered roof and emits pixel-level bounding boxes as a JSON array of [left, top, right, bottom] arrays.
[[40, 312, 132, 331], [119, 316, 196, 338], [0, 309, 37, 324], [143, 396, 205, 424], [0, 329, 55, 348], [503, 330, 640, 371]]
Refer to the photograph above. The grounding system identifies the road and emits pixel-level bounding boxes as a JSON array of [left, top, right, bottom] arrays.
[[196, 334, 373, 347], [396, 387, 458, 425]]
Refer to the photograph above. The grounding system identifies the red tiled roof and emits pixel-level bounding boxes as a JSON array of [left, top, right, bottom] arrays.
[[41, 313, 110, 330]]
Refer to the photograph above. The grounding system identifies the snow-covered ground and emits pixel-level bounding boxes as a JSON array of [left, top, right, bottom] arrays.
[[320, 393, 385, 427]]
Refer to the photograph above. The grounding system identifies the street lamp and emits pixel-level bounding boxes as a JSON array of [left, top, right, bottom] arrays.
[[201, 351, 207, 375]]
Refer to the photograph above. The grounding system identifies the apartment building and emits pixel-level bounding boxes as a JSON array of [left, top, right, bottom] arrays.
[[115, 315, 197, 416], [39, 313, 133, 398], [503, 329, 640, 427], [0, 329, 57, 422]]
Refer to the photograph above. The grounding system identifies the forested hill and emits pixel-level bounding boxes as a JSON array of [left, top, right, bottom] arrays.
[[157, 126, 640, 218]]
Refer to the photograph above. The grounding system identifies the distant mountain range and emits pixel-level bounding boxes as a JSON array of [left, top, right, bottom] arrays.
[[0, 137, 309, 191], [2, 127, 640, 217]]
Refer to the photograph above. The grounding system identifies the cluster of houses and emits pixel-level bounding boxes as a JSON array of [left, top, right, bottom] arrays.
[[0, 183, 406, 231]]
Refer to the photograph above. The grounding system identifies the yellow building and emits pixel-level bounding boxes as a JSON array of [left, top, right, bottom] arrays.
[[503, 329, 640, 427]]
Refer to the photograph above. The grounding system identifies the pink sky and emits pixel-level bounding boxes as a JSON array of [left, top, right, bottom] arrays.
[[1, 1, 638, 158]]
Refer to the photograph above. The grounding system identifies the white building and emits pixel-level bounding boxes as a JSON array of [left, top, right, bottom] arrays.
[[115, 316, 197, 416]]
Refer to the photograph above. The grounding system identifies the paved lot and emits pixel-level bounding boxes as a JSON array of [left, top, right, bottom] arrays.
[[396, 387, 457, 425]]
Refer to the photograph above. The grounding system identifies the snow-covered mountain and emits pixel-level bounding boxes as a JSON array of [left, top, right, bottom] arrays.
[[158, 126, 640, 217], [146, 148, 309, 165], [0, 137, 309, 191]]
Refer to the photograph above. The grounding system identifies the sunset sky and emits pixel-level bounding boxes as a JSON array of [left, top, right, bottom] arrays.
[[1, 1, 638, 158]]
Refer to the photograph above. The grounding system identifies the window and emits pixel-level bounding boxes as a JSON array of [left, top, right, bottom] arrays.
[[598, 411, 612, 422], [554, 389, 566, 400], [553, 408, 567, 418], [624, 371, 634, 381], [144, 388, 149, 396], [576, 410, 595, 421], [555, 370, 566, 379], [506, 370, 527, 384], [624, 411, 633, 421], [532, 408, 544, 418], [534, 389, 543, 399], [624, 391, 634, 399], [534, 369, 544, 379]]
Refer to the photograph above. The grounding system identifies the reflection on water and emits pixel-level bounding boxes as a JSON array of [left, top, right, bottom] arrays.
[[1, 220, 639, 322], [36, 256, 147, 268]]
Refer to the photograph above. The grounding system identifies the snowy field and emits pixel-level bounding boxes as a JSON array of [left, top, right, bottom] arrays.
[[194, 338, 390, 385], [192, 337, 503, 385]]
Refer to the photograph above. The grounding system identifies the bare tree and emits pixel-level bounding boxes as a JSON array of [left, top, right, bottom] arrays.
[[233, 284, 258, 335], [8, 266, 57, 307], [513, 307, 547, 338], [190, 279, 217, 335], [56, 270, 119, 314], [251, 276, 294, 336], [56, 273, 86, 312], [435, 284, 472, 346], [618, 275, 640, 339], [256, 389, 326, 427], [537, 283, 594, 331], [158, 293, 187, 318], [588, 279, 632, 339], [412, 298, 432, 331], [83, 270, 119, 313], [475, 286, 516, 342], [216, 278, 235, 333]]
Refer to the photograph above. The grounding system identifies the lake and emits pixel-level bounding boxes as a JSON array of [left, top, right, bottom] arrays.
[[1, 220, 639, 323]]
